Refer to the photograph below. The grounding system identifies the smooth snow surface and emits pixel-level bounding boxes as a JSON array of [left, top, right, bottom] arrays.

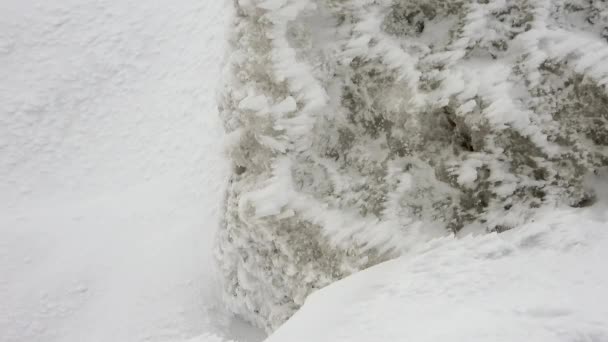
[[0, 1, 263, 341], [266, 207, 608, 342]]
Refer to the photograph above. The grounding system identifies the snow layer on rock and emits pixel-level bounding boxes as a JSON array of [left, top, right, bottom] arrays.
[[218, 0, 608, 332], [0, 1, 263, 342], [266, 206, 608, 342]]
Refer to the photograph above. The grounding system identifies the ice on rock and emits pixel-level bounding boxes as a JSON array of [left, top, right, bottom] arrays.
[[217, 0, 608, 332]]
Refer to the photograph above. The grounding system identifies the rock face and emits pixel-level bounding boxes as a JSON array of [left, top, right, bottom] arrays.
[[216, 0, 608, 332]]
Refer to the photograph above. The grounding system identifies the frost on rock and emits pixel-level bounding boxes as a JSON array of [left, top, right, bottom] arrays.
[[216, 0, 608, 332]]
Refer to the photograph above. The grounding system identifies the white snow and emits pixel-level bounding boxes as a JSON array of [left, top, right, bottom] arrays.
[[266, 206, 608, 342], [0, 1, 263, 342], [4, 1, 608, 342]]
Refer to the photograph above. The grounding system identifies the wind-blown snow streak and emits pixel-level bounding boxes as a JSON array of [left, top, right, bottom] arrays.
[[217, 0, 608, 331]]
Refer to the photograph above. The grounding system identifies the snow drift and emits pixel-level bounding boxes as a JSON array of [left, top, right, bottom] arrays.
[[265, 206, 608, 342], [217, 0, 608, 332]]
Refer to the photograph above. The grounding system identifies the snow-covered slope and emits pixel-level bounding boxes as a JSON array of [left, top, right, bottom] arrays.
[[0, 1, 263, 342], [266, 206, 608, 342]]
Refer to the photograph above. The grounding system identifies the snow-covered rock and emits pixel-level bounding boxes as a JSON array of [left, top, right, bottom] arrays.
[[217, 0, 608, 332]]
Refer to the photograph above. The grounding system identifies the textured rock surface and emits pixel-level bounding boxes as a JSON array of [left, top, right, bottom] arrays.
[[216, 0, 608, 332]]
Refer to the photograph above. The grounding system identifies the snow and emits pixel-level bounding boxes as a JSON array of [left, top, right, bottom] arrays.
[[0, 1, 263, 342], [4, 1, 608, 341], [266, 206, 608, 342]]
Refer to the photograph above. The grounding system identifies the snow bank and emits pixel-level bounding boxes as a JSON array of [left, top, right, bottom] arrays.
[[0, 1, 263, 341], [266, 206, 608, 342]]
